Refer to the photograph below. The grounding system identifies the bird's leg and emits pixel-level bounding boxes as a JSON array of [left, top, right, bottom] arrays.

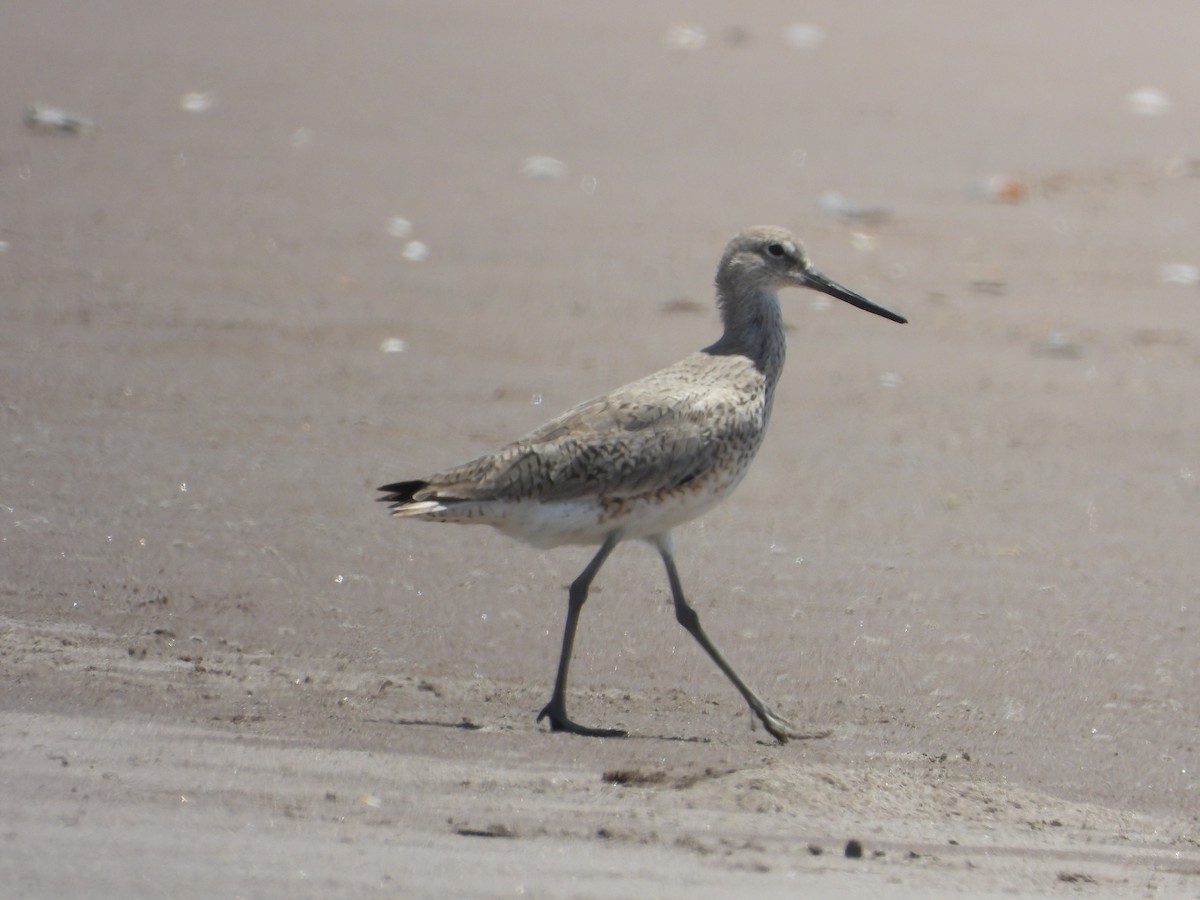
[[537, 532, 626, 737], [653, 533, 794, 744]]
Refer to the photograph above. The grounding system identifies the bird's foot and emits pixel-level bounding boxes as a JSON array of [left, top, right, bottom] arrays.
[[751, 706, 832, 744], [537, 701, 627, 738], [753, 706, 797, 745]]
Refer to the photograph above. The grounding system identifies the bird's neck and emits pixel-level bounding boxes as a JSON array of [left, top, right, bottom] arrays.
[[710, 283, 787, 384]]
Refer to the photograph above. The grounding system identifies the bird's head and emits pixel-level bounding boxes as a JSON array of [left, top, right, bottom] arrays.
[[717, 226, 907, 324]]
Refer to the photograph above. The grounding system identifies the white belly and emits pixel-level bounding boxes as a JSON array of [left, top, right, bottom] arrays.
[[492, 467, 748, 548]]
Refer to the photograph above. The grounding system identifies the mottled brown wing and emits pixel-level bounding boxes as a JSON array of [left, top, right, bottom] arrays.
[[424, 374, 758, 504]]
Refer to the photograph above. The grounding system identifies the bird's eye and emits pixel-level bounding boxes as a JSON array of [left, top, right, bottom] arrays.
[[766, 243, 785, 258]]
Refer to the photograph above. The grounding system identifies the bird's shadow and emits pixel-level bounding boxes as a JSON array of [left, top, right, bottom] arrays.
[[377, 717, 484, 731], [378, 717, 832, 745], [376, 716, 704, 742]]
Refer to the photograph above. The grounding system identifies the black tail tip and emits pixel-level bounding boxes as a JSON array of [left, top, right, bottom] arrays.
[[376, 479, 428, 503]]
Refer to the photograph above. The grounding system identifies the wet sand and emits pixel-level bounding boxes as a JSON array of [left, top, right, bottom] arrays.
[[2, 2, 1199, 896]]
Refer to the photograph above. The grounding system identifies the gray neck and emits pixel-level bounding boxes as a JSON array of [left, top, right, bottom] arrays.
[[708, 282, 787, 379], [703, 281, 788, 427]]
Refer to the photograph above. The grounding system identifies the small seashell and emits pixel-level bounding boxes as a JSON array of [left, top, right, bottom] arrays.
[[179, 92, 215, 113], [521, 156, 568, 179], [664, 24, 707, 51], [1127, 87, 1172, 116], [976, 174, 1028, 203], [380, 338, 407, 353], [402, 241, 428, 261], [385, 217, 413, 239], [24, 103, 97, 135], [1159, 263, 1199, 286], [783, 23, 826, 50]]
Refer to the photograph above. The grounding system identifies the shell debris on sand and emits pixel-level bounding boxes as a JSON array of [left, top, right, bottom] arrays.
[[975, 174, 1028, 203], [1127, 87, 1172, 116], [521, 156, 568, 179], [385, 217, 414, 239], [783, 23, 826, 50], [817, 191, 892, 225], [1159, 263, 1199, 286], [664, 24, 707, 51], [179, 91, 215, 113], [402, 241, 428, 262], [24, 103, 97, 135], [383, 217, 427, 261]]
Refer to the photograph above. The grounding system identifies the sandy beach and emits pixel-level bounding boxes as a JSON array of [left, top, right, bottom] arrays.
[[2, 2, 1198, 896]]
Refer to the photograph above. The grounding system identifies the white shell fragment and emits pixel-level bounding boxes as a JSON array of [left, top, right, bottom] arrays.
[[1160, 263, 1200, 286], [180, 92, 215, 113], [849, 232, 877, 252], [1127, 87, 1172, 116], [24, 103, 97, 135], [975, 174, 1028, 203], [402, 241, 428, 262], [385, 217, 414, 239], [664, 24, 707, 51], [521, 156, 568, 179], [783, 23, 826, 50], [818, 191, 892, 224]]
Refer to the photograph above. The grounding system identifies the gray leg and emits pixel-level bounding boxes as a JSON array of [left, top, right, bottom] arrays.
[[537, 532, 625, 737], [652, 533, 794, 744]]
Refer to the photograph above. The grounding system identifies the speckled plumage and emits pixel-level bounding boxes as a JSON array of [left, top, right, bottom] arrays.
[[379, 226, 906, 742]]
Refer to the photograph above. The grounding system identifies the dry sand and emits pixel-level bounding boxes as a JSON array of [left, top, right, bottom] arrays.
[[2, 2, 1199, 896]]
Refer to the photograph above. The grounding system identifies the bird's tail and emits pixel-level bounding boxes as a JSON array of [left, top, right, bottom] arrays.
[[377, 480, 444, 517]]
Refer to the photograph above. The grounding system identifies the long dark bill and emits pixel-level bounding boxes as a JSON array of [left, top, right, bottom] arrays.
[[804, 268, 908, 324]]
